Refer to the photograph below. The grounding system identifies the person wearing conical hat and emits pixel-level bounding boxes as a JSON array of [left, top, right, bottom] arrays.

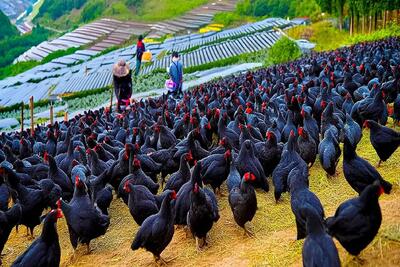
[[113, 59, 132, 112]]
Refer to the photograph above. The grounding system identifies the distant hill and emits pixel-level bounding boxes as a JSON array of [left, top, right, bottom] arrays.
[[0, 10, 18, 41], [0, 0, 35, 20], [35, 0, 209, 31]]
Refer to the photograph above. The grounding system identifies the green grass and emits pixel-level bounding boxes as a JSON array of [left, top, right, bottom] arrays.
[[286, 21, 347, 52], [286, 21, 400, 52]]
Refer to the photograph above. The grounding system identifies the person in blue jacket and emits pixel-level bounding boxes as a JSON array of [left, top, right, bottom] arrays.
[[168, 51, 183, 97]]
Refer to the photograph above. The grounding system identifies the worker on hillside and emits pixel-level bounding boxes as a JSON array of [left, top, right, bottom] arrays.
[[135, 35, 145, 76], [113, 59, 132, 112], [168, 51, 183, 97]]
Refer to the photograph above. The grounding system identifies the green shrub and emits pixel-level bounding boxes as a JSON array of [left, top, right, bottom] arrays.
[[267, 37, 301, 65]]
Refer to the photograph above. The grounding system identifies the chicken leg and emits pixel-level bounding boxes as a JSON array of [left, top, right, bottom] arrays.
[[154, 255, 175, 266], [377, 160, 382, 167], [243, 225, 255, 237]]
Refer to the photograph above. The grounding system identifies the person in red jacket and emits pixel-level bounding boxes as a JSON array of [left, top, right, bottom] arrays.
[[135, 35, 145, 76]]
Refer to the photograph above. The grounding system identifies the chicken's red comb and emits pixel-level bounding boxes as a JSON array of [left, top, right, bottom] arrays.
[[378, 186, 384, 196], [171, 190, 177, 200], [193, 183, 199, 193], [245, 107, 252, 114], [86, 148, 91, 154], [123, 181, 131, 193], [94, 144, 101, 152], [43, 151, 49, 161], [219, 138, 226, 146], [133, 158, 141, 167], [224, 149, 231, 159], [244, 172, 256, 182], [298, 127, 304, 136], [300, 108, 305, 117]]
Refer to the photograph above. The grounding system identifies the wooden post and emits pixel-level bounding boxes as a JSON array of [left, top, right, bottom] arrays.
[[110, 87, 114, 111], [20, 102, 24, 132], [29, 96, 34, 135], [64, 111, 68, 122], [50, 104, 54, 125]]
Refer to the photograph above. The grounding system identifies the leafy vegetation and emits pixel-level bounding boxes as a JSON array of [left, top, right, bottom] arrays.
[[266, 37, 301, 65], [0, 10, 18, 41]]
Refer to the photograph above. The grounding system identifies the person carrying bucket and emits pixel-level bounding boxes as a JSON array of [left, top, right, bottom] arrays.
[[168, 51, 183, 97], [135, 35, 145, 76]]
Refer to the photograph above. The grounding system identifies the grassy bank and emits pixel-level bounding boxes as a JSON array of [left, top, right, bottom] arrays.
[[286, 21, 400, 52]]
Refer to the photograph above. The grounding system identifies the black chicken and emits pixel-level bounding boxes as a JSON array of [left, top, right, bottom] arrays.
[[326, 182, 383, 255], [131, 190, 176, 265], [289, 167, 324, 240], [228, 172, 257, 236], [343, 136, 392, 194], [164, 153, 192, 192], [364, 120, 400, 166], [200, 150, 232, 194], [297, 127, 317, 167], [254, 131, 283, 177], [236, 140, 269, 192], [0, 203, 22, 265], [318, 130, 341, 177], [301, 207, 340, 267], [187, 182, 219, 250], [12, 208, 63, 267], [60, 177, 110, 253]]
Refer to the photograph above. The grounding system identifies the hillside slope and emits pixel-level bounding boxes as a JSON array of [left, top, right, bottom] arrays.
[[0, 10, 18, 41], [35, 0, 210, 30]]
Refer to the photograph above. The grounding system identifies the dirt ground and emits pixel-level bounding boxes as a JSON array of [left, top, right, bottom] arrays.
[[2, 128, 400, 267]]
